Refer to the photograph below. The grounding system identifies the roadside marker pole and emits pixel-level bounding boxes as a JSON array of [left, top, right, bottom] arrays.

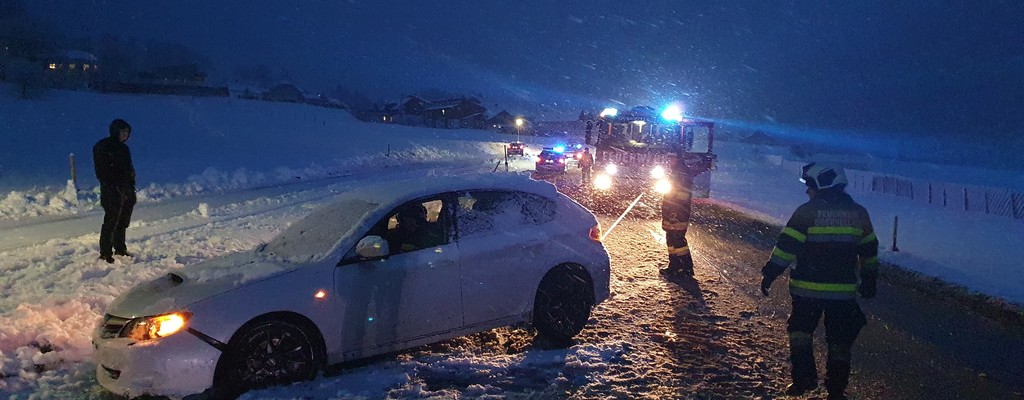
[[602, 192, 644, 241], [892, 215, 900, 252]]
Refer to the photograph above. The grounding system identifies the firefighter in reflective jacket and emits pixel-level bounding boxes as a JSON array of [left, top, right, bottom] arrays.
[[660, 153, 697, 276], [759, 162, 879, 400]]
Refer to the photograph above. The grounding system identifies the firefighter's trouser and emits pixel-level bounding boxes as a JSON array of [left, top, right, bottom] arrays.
[[786, 295, 867, 394], [662, 174, 693, 273]]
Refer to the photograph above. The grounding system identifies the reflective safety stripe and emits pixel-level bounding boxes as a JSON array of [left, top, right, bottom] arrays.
[[663, 221, 689, 231], [668, 245, 690, 256], [789, 279, 858, 299], [862, 256, 879, 266], [782, 227, 807, 243], [789, 331, 813, 340], [808, 226, 864, 236], [772, 247, 796, 262], [789, 286, 858, 300], [806, 234, 859, 244], [790, 279, 858, 293], [859, 232, 877, 245]]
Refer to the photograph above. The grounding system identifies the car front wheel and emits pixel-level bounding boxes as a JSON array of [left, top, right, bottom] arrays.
[[532, 266, 594, 346], [215, 319, 322, 397]]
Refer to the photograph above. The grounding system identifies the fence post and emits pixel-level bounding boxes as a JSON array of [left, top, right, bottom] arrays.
[[387, 144, 391, 157], [504, 145, 509, 172], [928, 183, 932, 204], [69, 153, 77, 186], [964, 188, 969, 211], [984, 191, 990, 214], [892, 215, 900, 252], [943, 188, 947, 207]]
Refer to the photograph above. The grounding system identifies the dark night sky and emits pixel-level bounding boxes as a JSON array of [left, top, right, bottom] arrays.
[[27, 1, 1024, 152]]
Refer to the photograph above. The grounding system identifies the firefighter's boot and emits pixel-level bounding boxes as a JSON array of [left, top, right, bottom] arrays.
[[661, 254, 694, 276], [787, 332, 818, 396], [825, 345, 852, 400]]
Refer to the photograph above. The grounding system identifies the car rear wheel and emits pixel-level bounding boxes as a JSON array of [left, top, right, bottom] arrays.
[[533, 265, 594, 346], [215, 319, 322, 397]]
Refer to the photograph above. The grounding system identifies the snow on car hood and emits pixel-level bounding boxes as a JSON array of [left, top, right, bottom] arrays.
[[106, 251, 293, 318]]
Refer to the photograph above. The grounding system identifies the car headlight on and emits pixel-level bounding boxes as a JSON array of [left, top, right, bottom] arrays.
[[124, 312, 191, 341], [650, 165, 666, 179], [604, 164, 618, 175], [654, 178, 672, 194], [594, 174, 613, 190]]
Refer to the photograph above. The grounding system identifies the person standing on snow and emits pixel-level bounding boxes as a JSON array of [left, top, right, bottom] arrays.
[[578, 147, 594, 184], [759, 162, 879, 400], [93, 118, 137, 263], [659, 150, 698, 277]]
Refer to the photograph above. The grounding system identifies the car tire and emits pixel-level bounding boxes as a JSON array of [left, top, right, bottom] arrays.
[[532, 265, 594, 346], [214, 319, 323, 398]]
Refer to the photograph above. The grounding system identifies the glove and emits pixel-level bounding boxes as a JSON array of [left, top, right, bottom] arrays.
[[760, 275, 774, 296], [859, 277, 877, 299]]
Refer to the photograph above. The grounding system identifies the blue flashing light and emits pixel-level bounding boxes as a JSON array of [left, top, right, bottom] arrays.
[[661, 104, 684, 122], [553, 145, 566, 153], [574, 143, 583, 149]]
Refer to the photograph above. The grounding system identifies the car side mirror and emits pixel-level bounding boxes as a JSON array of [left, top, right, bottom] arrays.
[[355, 235, 389, 259]]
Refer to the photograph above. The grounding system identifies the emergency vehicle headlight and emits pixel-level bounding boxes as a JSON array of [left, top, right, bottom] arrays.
[[604, 164, 618, 176], [651, 165, 666, 179], [654, 178, 672, 194], [594, 174, 613, 190]]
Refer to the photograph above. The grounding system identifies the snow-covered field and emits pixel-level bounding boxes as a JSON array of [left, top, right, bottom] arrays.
[[1, 87, 1022, 398]]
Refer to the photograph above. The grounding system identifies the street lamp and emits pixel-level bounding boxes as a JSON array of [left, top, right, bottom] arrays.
[[515, 117, 524, 142]]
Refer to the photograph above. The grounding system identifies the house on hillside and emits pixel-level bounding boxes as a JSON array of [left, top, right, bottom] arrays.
[[261, 83, 305, 103], [486, 110, 516, 133], [422, 97, 486, 129], [46, 50, 98, 88], [137, 63, 206, 85], [306, 93, 347, 109], [359, 95, 427, 124]]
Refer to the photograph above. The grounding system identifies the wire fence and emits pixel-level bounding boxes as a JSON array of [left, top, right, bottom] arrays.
[[781, 160, 1024, 221]]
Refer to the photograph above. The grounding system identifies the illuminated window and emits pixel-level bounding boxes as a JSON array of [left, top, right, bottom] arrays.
[[49, 63, 57, 69], [69, 64, 76, 69]]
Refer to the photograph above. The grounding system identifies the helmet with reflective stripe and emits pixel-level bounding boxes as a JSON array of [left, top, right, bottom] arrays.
[[800, 162, 847, 190]]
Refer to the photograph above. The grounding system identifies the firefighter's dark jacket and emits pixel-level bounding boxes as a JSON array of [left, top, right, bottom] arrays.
[[763, 189, 879, 299], [93, 133, 135, 188]]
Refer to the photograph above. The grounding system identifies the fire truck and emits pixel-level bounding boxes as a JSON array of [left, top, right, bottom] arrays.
[[589, 105, 717, 198]]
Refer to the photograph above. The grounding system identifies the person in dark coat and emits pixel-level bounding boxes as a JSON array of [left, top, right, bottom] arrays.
[[760, 162, 879, 400], [93, 119, 137, 263]]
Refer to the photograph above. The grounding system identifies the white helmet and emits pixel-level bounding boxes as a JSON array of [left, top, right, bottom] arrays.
[[800, 162, 847, 190]]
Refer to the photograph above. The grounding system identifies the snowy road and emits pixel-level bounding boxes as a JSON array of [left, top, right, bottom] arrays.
[[2, 163, 1023, 399]]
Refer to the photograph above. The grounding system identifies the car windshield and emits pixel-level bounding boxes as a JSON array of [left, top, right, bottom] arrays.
[[261, 198, 379, 262]]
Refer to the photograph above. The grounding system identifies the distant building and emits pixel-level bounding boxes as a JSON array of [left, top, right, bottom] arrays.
[[422, 97, 486, 129], [360, 95, 426, 124], [486, 110, 516, 133], [46, 50, 98, 88]]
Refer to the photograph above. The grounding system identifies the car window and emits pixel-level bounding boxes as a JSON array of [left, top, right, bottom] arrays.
[[455, 191, 556, 238], [380, 198, 448, 255]]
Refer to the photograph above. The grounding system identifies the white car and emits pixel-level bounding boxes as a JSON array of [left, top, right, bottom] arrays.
[[92, 173, 611, 399]]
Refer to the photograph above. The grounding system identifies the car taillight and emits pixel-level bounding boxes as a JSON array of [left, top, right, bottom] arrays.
[[557, 158, 565, 164], [589, 224, 602, 241]]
